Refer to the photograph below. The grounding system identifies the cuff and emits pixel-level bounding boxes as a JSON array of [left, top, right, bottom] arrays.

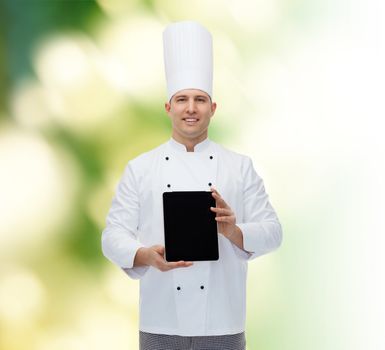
[[122, 265, 150, 280]]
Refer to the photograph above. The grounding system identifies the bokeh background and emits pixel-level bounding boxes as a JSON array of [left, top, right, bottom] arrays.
[[1, 0, 384, 349]]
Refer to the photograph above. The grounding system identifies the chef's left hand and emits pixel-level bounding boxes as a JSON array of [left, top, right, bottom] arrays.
[[210, 187, 237, 239]]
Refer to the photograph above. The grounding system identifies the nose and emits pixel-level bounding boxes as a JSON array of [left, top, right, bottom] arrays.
[[187, 98, 196, 114]]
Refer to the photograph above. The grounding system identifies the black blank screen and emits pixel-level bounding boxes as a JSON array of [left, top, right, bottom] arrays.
[[162, 191, 219, 262]]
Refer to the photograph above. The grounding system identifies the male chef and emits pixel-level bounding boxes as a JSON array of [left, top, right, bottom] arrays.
[[101, 20, 282, 350]]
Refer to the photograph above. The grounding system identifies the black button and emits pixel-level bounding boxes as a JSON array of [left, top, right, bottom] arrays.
[[210, 156, 213, 159], [167, 184, 171, 188], [165, 156, 169, 160], [177, 286, 181, 291], [200, 285, 204, 290], [208, 182, 212, 186]]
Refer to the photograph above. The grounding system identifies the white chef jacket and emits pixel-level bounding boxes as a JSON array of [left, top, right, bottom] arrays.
[[101, 137, 282, 336]]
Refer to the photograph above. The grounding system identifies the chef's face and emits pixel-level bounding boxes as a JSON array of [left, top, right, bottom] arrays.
[[165, 89, 217, 144]]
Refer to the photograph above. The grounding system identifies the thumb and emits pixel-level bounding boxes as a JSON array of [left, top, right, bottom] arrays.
[[152, 245, 165, 255]]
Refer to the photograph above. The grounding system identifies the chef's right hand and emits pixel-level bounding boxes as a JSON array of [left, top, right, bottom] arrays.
[[134, 245, 193, 272]]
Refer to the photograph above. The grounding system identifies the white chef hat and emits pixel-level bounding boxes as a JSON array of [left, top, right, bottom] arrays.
[[163, 20, 213, 102]]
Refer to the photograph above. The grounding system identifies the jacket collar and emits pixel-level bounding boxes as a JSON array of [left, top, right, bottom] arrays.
[[168, 137, 211, 152]]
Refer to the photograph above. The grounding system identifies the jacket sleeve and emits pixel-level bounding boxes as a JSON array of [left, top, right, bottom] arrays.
[[101, 162, 149, 279], [236, 156, 283, 260]]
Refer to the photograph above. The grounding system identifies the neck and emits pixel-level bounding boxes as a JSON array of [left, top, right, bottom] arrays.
[[172, 132, 208, 152]]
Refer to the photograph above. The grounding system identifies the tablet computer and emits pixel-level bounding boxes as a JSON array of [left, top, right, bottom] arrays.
[[162, 191, 219, 262]]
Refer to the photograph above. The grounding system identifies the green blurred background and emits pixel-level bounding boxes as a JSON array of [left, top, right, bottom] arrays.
[[1, 0, 384, 349]]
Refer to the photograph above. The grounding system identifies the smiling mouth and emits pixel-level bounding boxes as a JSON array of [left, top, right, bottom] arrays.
[[183, 118, 199, 124]]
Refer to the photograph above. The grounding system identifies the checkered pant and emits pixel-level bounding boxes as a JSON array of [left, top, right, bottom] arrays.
[[139, 331, 246, 350]]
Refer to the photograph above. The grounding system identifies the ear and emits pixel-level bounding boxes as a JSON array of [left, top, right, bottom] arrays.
[[210, 102, 217, 117], [165, 102, 171, 115]]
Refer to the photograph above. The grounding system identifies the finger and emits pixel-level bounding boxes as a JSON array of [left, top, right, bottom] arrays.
[[210, 188, 221, 197], [210, 207, 232, 215], [211, 191, 222, 201], [152, 245, 165, 254], [167, 261, 193, 268], [215, 215, 235, 223], [211, 208, 234, 216], [211, 192, 229, 209], [166, 260, 192, 267], [210, 187, 222, 198]]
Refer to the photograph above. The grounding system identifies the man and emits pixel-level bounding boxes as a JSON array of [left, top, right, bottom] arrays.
[[102, 21, 282, 350]]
